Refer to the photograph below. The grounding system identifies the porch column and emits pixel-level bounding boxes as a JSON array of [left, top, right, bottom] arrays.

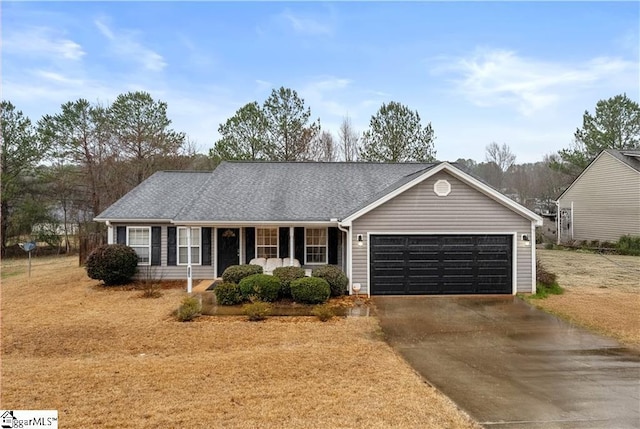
[[107, 223, 114, 245], [289, 226, 294, 265], [187, 226, 193, 293]]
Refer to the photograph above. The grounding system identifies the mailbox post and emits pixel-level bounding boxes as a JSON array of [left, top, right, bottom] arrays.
[[19, 241, 37, 278]]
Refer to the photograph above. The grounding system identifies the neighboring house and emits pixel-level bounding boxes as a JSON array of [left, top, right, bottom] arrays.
[[557, 149, 640, 244], [95, 161, 542, 296]]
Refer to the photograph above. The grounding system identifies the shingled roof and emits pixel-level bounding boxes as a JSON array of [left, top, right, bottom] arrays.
[[95, 161, 436, 222], [608, 149, 640, 172]]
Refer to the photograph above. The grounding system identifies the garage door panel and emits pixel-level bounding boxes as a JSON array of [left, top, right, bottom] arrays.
[[370, 234, 512, 295]]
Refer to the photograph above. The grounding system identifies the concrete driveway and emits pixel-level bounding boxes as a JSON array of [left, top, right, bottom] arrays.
[[373, 296, 640, 429]]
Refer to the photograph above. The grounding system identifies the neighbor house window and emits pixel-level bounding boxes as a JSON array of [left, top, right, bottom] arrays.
[[256, 227, 278, 259], [178, 227, 201, 265], [305, 228, 327, 264], [127, 227, 150, 265]]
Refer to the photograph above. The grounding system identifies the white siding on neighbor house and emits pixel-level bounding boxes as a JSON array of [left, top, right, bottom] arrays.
[[351, 171, 534, 294], [111, 223, 215, 280], [558, 152, 640, 243]]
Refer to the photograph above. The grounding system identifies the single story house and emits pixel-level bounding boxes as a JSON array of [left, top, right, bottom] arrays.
[[556, 149, 640, 244], [95, 161, 542, 296]]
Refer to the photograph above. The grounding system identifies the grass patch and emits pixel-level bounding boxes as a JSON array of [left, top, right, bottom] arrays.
[[1, 256, 479, 428], [529, 282, 564, 299]]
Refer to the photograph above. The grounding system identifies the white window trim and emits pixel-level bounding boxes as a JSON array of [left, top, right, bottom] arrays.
[[177, 227, 202, 266], [255, 227, 279, 259], [127, 226, 151, 266], [305, 227, 328, 265]]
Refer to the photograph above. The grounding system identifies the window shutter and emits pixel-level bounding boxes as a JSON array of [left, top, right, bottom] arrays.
[[245, 228, 255, 263], [279, 227, 289, 258], [116, 227, 126, 245], [202, 227, 212, 266], [328, 227, 338, 265], [167, 227, 177, 266], [294, 227, 305, 263], [151, 227, 161, 266]]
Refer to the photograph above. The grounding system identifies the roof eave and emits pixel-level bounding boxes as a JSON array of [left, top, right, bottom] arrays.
[[342, 162, 543, 226]]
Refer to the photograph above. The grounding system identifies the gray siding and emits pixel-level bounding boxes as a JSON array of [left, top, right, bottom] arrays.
[[111, 223, 215, 280], [351, 171, 534, 294], [558, 152, 640, 243]]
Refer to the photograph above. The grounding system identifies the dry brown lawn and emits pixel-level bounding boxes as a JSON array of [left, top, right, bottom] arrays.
[[536, 249, 640, 348], [1, 256, 478, 428]]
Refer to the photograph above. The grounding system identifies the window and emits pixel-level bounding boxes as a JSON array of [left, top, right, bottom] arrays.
[[178, 227, 201, 265], [305, 228, 327, 264], [256, 227, 278, 259], [127, 227, 150, 265]]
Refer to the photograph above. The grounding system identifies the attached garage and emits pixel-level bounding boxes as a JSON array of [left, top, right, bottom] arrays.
[[342, 163, 543, 296], [369, 234, 513, 295]]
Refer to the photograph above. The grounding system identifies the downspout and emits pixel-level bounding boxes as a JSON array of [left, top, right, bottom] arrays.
[[555, 200, 560, 245], [337, 222, 351, 293]]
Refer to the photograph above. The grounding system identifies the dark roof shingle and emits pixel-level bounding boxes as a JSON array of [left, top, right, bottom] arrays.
[[96, 162, 436, 222]]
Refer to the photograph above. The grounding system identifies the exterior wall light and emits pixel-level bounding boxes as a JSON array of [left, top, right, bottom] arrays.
[[521, 234, 531, 246], [357, 234, 364, 246]]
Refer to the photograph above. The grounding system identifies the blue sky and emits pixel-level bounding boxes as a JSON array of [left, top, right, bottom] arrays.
[[3, 1, 638, 163]]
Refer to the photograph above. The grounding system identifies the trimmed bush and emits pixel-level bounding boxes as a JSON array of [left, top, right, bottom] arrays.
[[272, 266, 306, 298], [290, 277, 331, 304], [238, 274, 281, 302], [312, 303, 335, 322], [536, 260, 557, 286], [617, 235, 640, 256], [176, 296, 201, 322], [85, 244, 139, 285], [214, 282, 243, 305], [312, 265, 349, 297], [222, 264, 263, 284], [242, 301, 272, 321]]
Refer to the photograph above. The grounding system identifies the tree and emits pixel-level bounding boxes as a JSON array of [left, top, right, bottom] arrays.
[[359, 101, 435, 162], [554, 94, 640, 176], [210, 102, 268, 161], [484, 142, 516, 189], [308, 130, 336, 162], [262, 87, 320, 161], [0, 101, 48, 255], [338, 115, 359, 161], [109, 91, 187, 185], [485, 142, 516, 173], [38, 99, 110, 218]]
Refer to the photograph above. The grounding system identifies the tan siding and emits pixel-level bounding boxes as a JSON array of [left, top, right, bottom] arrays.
[[351, 172, 534, 294], [559, 152, 640, 243]]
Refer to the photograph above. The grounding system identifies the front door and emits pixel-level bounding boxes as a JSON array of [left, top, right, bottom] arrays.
[[217, 228, 240, 276]]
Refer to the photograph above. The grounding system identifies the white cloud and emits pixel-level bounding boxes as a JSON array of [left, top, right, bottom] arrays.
[[3, 27, 85, 61], [94, 18, 167, 72], [434, 49, 638, 116], [281, 9, 334, 36]]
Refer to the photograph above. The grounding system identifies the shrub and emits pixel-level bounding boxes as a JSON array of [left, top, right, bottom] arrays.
[[290, 277, 330, 304], [616, 235, 640, 256], [85, 244, 139, 285], [214, 282, 243, 305], [222, 264, 263, 284], [544, 242, 554, 250], [536, 260, 557, 286], [176, 296, 201, 322], [312, 304, 335, 322], [243, 301, 272, 321], [312, 265, 349, 296], [272, 266, 306, 298], [238, 274, 281, 302]]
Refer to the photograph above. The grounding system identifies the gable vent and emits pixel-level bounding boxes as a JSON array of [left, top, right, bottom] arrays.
[[433, 179, 451, 196]]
